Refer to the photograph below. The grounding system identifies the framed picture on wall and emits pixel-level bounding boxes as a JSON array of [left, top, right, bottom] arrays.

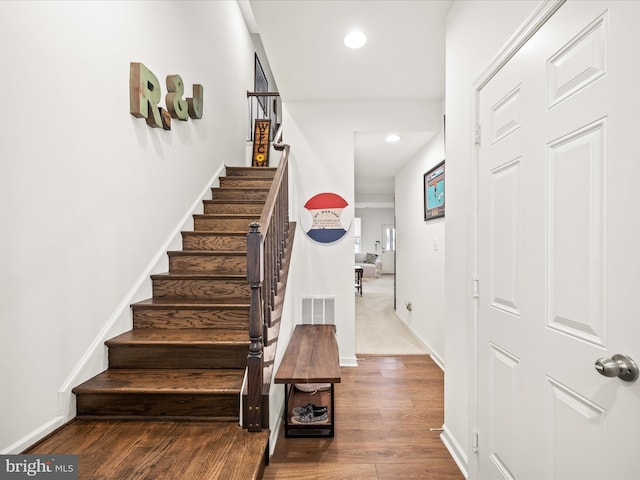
[[423, 160, 445, 221], [254, 53, 268, 117]]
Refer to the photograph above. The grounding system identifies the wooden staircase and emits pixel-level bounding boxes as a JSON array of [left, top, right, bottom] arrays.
[[26, 166, 286, 479]]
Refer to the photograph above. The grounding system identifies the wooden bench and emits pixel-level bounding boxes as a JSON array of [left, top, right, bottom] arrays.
[[274, 324, 341, 437]]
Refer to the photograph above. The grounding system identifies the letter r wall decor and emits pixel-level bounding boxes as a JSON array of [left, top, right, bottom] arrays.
[[129, 62, 203, 130]]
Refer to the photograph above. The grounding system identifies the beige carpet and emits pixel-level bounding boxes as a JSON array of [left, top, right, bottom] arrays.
[[356, 274, 430, 355]]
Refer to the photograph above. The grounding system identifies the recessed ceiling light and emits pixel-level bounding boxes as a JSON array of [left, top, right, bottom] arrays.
[[344, 31, 367, 49], [385, 134, 401, 143]]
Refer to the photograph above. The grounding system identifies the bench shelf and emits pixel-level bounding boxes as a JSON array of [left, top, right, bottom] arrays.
[[274, 324, 341, 438], [283, 384, 335, 437]]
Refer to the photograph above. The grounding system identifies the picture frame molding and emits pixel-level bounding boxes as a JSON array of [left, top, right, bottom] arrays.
[[254, 53, 268, 117]]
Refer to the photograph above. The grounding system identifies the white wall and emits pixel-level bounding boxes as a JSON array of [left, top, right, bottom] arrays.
[[394, 130, 446, 365], [443, 1, 542, 475], [0, 0, 256, 453], [278, 100, 441, 367], [354, 207, 394, 256], [279, 102, 357, 366]]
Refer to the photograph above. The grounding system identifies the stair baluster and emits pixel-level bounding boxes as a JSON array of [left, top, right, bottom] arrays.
[[246, 223, 264, 432]]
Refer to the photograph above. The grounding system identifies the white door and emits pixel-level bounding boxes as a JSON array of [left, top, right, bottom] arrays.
[[476, 2, 640, 479], [381, 223, 395, 274]]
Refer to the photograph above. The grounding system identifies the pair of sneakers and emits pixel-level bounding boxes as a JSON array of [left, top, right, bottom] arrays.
[[291, 403, 329, 424]]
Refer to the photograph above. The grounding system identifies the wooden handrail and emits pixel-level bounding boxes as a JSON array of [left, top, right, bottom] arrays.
[[247, 91, 282, 98], [245, 121, 290, 432], [257, 125, 288, 235]]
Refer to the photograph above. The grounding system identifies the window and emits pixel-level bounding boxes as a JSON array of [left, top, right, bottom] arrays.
[[383, 225, 396, 252], [354, 217, 361, 253]]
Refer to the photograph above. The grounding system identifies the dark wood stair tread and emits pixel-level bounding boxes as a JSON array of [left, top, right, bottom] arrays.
[[183, 230, 247, 235], [73, 369, 244, 394], [132, 298, 250, 308], [194, 213, 261, 218], [106, 328, 248, 346], [218, 184, 271, 189], [150, 272, 246, 280], [220, 174, 275, 179], [205, 198, 267, 203], [219, 179, 273, 186], [217, 188, 270, 196], [182, 229, 251, 236], [187, 228, 249, 235], [167, 250, 247, 257], [225, 166, 276, 173], [25, 420, 269, 480]]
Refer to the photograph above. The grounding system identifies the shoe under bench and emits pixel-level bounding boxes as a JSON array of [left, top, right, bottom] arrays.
[[274, 324, 341, 437]]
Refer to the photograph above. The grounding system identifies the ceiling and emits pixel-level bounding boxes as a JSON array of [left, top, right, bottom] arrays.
[[244, 0, 452, 206]]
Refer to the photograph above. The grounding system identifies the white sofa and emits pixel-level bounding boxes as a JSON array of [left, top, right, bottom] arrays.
[[355, 252, 382, 278]]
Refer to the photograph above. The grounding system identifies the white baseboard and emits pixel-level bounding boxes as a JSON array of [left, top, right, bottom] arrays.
[[268, 383, 286, 456], [1, 416, 66, 454], [429, 351, 445, 371], [269, 414, 283, 457], [340, 356, 358, 367], [441, 423, 469, 479], [400, 316, 446, 369]]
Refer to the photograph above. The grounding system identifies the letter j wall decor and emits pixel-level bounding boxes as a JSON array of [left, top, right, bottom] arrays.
[[424, 160, 445, 221]]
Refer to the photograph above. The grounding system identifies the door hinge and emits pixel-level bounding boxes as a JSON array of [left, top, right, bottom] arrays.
[[474, 124, 481, 146], [473, 277, 480, 298], [472, 428, 479, 453]]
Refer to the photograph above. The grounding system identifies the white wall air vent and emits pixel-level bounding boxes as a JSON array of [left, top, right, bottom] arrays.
[[301, 297, 335, 325]]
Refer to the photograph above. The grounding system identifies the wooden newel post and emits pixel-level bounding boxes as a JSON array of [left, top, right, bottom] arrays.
[[247, 222, 264, 431]]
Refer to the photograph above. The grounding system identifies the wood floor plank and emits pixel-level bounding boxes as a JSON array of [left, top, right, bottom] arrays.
[[376, 463, 466, 480], [262, 463, 379, 479], [28, 356, 460, 479], [263, 354, 464, 480], [26, 421, 268, 480]]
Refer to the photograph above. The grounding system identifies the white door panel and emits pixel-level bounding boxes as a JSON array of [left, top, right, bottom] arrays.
[[382, 223, 395, 274], [476, 2, 640, 479]]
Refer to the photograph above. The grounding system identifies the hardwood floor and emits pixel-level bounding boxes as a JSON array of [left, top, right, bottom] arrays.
[[263, 355, 464, 480], [26, 421, 269, 479]]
